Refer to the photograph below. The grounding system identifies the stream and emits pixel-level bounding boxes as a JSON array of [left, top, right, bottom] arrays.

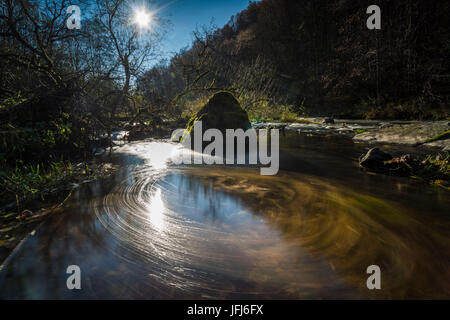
[[0, 132, 449, 299]]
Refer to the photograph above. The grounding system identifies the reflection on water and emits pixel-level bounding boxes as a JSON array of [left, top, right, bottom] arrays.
[[146, 188, 165, 231], [0, 134, 449, 299]]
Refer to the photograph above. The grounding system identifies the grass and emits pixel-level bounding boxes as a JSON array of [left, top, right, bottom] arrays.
[[280, 109, 298, 122], [0, 160, 114, 262], [0, 161, 73, 203], [0, 161, 77, 259], [411, 152, 450, 189], [0, 161, 98, 218], [423, 130, 450, 144]]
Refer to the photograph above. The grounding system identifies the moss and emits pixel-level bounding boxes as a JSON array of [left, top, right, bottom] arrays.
[[354, 128, 367, 134], [183, 91, 251, 143]]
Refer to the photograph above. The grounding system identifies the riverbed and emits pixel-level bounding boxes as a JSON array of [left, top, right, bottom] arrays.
[[0, 133, 449, 299]]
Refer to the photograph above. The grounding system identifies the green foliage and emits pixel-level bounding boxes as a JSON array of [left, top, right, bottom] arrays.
[[354, 128, 368, 134], [0, 91, 27, 109], [0, 117, 74, 166], [280, 107, 299, 122], [0, 161, 74, 203], [423, 130, 450, 144], [247, 103, 301, 122], [181, 95, 210, 120], [413, 153, 450, 188]]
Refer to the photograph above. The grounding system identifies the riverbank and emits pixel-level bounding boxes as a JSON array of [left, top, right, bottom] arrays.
[[352, 120, 449, 150], [254, 118, 450, 151], [254, 118, 450, 188], [0, 160, 117, 263]]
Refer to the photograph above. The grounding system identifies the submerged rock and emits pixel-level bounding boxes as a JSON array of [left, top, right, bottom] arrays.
[[359, 148, 415, 176], [359, 148, 393, 171], [359, 148, 449, 187], [323, 117, 335, 124]]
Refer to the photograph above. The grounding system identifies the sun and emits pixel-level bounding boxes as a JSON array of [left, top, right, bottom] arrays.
[[133, 8, 152, 29]]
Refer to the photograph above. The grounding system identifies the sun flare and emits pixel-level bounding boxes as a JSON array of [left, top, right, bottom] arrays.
[[133, 8, 152, 29]]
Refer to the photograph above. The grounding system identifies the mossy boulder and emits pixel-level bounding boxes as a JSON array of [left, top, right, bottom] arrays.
[[185, 92, 251, 134], [180, 92, 251, 152]]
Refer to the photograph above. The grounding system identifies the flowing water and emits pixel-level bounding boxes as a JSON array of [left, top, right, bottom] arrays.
[[0, 133, 449, 299]]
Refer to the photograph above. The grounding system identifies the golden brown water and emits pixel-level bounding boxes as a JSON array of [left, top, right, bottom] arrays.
[[0, 135, 449, 299]]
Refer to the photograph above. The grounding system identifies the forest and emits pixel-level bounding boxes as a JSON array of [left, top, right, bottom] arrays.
[[1, 0, 449, 208], [1, 0, 449, 157], [0, 0, 449, 301], [143, 0, 450, 121]]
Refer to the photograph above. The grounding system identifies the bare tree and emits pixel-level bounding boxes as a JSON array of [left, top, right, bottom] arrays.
[[93, 0, 165, 114]]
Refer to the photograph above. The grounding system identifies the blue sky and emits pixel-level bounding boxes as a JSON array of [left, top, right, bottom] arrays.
[[152, 0, 251, 58]]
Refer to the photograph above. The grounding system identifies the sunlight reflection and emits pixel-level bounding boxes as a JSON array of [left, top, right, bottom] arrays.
[[146, 188, 165, 231], [147, 142, 175, 169]]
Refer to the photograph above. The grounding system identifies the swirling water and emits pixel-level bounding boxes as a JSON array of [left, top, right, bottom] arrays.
[[0, 134, 449, 299]]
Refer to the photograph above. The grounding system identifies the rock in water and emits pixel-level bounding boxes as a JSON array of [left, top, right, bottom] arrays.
[[359, 148, 393, 171], [323, 117, 335, 124], [183, 92, 251, 148], [186, 92, 251, 133], [360, 148, 417, 176]]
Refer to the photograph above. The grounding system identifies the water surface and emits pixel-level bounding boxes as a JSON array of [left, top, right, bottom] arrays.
[[0, 134, 449, 299]]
